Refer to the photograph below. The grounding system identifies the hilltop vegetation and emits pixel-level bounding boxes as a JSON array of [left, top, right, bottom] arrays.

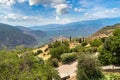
[[0, 48, 60, 80], [91, 23, 120, 39]]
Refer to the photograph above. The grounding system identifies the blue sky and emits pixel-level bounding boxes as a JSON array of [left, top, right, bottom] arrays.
[[0, 0, 120, 27]]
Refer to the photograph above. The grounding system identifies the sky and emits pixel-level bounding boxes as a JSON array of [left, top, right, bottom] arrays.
[[0, 0, 120, 27]]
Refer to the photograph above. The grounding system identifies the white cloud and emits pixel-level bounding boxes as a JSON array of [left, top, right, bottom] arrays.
[[0, 13, 61, 26], [28, 0, 69, 19], [54, 4, 69, 15], [82, 7, 120, 20], [74, 8, 85, 12], [0, 0, 15, 7], [56, 16, 60, 20], [29, 0, 65, 6], [17, 0, 26, 3]]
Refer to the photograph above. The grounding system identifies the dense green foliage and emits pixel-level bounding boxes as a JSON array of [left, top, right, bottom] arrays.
[[102, 73, 120, 80], [90, 39, 102, 47], [77, 53, 103, 80], [61, 52, 77, 64], [50, 45, 70, 60], [0, 49, 60, 80], [99, 29, 120, 65], [113, 28, 120, 36]]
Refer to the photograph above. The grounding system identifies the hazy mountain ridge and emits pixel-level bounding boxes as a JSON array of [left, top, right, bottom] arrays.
[[0, 23, 46, 49], [30, 17, 120, 38]]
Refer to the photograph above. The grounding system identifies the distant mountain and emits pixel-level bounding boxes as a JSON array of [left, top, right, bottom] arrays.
[[30, 24, 62, 31], [15, 26, 46, 40], [0, 23, 46, 49], [30, 17, 120, 38], [90, 23, 120, 39]]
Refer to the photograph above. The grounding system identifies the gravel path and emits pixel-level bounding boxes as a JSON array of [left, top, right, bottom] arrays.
[[57, 61, 77, 78], [57, 61, 120, 78]]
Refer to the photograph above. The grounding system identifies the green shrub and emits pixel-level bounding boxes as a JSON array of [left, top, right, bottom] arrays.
[[34, 49, 42, 56], [61, 52, 77, 64], [52, 41, 62, 48], [50, 45, 70, 60], [103, 73, 120, 80], [49, 58, 59, 67], [48, 43, 53, 48], [44, 48, 49, 52], [77, 53, 103, 80], [113, 28, 120, 36], [71, 45, 86, 53], [62, 40, 69, 47], [81, 41, 88, 46], [90, 39, 102, 47]]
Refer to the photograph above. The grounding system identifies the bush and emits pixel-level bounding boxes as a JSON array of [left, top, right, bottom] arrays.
[[81, 41, 88, 46], [49, 58, 59, 67], [48, 43, 53, 48], [113, 28, 120, 36], [77, 53, 103, 80], [50, 45, 70, 60], [71, 45, 85, 53], [34, 49, 42, 56], [62, 40, 69, 47], [84, 47, 97, 53], [90, 39, 102, 47], [103, 73, 120, 80], [61, 52, 77, 64], [44, 48, 49, 52], [52, 41, 62, 48]]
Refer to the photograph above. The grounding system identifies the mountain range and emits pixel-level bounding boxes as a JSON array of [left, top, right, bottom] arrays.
[[0, 23, 46, 49], [30, 17, 120, 38], [0, 17, 120, 49]]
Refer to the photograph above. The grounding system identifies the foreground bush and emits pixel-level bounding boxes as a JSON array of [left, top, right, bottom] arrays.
[[61, 52, 77, 64], [77, 53, 103, 80], [102, 73, 120, 80], [0, 49, 60, 80]]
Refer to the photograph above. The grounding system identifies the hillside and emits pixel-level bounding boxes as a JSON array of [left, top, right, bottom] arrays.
[[90, 23, 120, 39], [0, 23, 46, 49]]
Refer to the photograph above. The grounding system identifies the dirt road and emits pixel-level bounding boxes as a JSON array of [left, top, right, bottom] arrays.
[[57, 61, 77, 78]]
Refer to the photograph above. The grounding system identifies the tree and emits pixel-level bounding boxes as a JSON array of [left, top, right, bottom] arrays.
[[99, 29, 120, 65], [69, 36, 72, 42], [0, 49, 60, 80], [79, 38, 82, 43], [77, 53, 103, 80]]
